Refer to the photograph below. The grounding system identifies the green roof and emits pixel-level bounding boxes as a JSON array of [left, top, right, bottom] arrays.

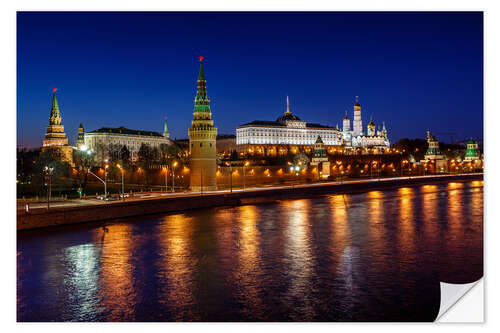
[[88, 127, 164, 137]]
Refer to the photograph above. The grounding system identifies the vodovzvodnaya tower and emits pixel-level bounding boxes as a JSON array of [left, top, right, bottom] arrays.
[[188, 57, 218, 191]]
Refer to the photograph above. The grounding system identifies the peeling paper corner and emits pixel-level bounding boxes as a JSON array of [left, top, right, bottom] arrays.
[[436, 278, 483, 322]]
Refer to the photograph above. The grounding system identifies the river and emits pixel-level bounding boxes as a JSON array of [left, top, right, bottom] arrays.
[[17, 181, 483, 321]]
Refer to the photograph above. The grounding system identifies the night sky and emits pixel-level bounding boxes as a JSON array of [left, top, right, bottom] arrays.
[[17, 12, 483, 148]]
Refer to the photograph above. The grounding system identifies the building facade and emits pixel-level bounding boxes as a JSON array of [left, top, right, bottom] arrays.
[[41, 88, 74, 165], [310, 136, 330, 178], [464, 138, 480, 162], [82, 117, 172, 161], [341, 96, 390, 150], [421, 130, 448, 172], [188, 57, 218, 191], [236, 96, 342, 156], [236, 96, 390, 156]]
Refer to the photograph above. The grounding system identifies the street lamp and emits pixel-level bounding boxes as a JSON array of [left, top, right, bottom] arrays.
[[172, 161, 178, 193], [43, 166, 54, 210], [243, 161, 249, 190], [226, 161, 233, 193], [163, 166, 168, 192], [117, 164, 125, 202], [104, 159, 109, 198]]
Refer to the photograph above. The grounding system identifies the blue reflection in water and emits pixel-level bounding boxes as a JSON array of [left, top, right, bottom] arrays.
[[17, 181, 483, 322]]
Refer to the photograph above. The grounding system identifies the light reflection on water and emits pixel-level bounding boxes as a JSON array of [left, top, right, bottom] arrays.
[[17, 181, 483, 322]]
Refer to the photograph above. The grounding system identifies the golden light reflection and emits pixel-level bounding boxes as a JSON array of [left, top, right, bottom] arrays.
[[398, 187, 416, 260], [447, 181, 463, 247], [235, 205, 264, 316], [367, 191, 384, 254], [96, 224, 136, 320], [329, 195, 350, 251], [156, 214, 198, 320], [281, 199, 314, 319]]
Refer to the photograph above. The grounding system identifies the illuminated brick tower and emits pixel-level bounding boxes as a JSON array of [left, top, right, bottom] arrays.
[[41, 88, 73, 165], [352, 96, 363, 136], [188, 57, 218, 191]]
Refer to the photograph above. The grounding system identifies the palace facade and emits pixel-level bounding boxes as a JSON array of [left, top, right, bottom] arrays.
[[236, 96, 390, 156], [236, 97, 342, 156], [81, 118, 172, 161]]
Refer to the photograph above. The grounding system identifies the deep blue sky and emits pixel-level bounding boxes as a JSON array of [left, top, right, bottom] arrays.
[[17, 12, 483, 148]]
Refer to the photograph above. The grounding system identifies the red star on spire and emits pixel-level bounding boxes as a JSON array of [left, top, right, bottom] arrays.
[[199, 56, 204, 62], [52, 87, 57, 93]]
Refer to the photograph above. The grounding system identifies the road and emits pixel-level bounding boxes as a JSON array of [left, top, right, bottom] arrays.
[[17, 173, 483, 212]]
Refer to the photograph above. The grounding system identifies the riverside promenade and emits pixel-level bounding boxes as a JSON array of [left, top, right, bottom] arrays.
[[17, 173, 483, 231]]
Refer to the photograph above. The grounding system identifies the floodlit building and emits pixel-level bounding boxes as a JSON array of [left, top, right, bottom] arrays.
[[421, 130, 448, 172], [236, 95, 390, 156], [82, 117, 172, 161], [188, 57, 218, 191], [341, 96, 390, 150], [464, 138, 480, 162], [236, 96, 342, 156], [310, 136, 330, 178]]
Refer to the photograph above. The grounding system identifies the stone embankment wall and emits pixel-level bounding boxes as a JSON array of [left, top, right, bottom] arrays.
[[17, 174, 483, 231]]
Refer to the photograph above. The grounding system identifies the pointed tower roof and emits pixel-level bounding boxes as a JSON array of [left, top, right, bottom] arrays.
[[285, 95, 291, 115], [343, 110, 350, 120], [49, 88, 62, 125], [355, 95, 360, 107], [198, 56, 205, 80], [194, 56, 211, 113], [368, 115, 375, 128], [315, 135, 324, 144], [163, 116, 169, 137]]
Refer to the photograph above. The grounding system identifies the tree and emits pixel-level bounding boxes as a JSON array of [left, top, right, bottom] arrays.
[[31, 149, 71, 196], [73, 147, 95, 195], [119, 145, 132, 169], [293, 152, 310, 167], [137, 143, 159, 186]]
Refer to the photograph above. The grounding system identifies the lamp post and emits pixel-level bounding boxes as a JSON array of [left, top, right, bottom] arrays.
[[117, 164, 125, 202], [104, 159, 109, 198], [43, 166, 54, 210], [163, 166, 168, 192], [226, 161, 232, 193], [172, 161, 178, 193], [243, 161, 249, 190]]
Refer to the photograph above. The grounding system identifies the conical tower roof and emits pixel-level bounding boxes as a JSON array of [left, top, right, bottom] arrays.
[[315, 135, 324, 144], [194, 56, 211, 113], [343, 110, 350, 120], [49, 88, 61, 125]]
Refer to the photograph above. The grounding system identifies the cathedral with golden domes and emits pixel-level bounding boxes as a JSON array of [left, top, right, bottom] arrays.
[[341, 96, 390, 149]]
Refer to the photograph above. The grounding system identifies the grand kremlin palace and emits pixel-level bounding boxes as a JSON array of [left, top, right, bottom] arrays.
[[236, 96, 390, 156]]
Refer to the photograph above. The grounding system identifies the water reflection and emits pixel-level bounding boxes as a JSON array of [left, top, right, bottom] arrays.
[[281, 199, 315, 320], [156, 214, 197, 321], [96, 224, 135, 321], [63, 243, 100, 321], [17, 181, 483, 322], [235, 205, 264, 318], [398, 187, 416, 261]]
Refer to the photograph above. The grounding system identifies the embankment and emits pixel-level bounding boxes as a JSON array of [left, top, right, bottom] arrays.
[[17, 173, 483, 231]]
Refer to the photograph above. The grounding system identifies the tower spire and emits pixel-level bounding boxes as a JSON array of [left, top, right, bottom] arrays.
[[49, 88, 61, 125], [163, 116, 170, 138], [285, 95, 291, 115], [194, 56, 210, 113], [198, 56, 205, 80]]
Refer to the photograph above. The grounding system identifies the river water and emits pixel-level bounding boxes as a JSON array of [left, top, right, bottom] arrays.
[[17, 181, 483, 322]]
